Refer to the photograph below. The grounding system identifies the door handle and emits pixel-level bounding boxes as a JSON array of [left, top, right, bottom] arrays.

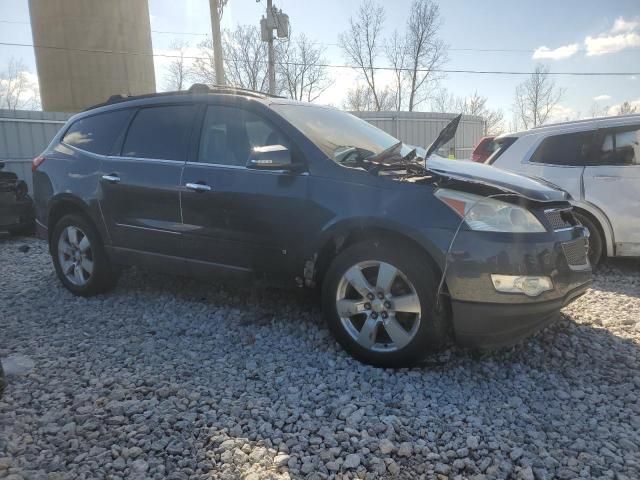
[[102, 174, 120, 183], [185, 182, 212, 192]]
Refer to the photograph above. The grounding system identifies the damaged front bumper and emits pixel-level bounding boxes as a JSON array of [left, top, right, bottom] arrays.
[[443, 225, 592, 349]]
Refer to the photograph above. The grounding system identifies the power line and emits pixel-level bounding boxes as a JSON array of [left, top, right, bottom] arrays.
[[1, 40, 638, 76], [4, 19, 639, 55]]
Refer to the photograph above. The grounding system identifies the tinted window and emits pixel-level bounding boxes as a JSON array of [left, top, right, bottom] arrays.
[[529, 132, 594, 166], [122, 105, 196, 161], [62, 109, 132, 155], [198, 106, 291, 166], [597, 127, 640, 165]]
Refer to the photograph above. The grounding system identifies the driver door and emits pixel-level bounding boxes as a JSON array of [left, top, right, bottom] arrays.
[[180, 104, 310, 277]]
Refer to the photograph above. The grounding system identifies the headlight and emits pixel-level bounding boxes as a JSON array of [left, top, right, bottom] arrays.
[[435, 188, 546, 233]]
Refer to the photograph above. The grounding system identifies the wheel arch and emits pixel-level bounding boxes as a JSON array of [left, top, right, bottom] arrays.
[[308, 219, 447, 293], [47, 195, 108, 245], [570, 201, 614, 257]]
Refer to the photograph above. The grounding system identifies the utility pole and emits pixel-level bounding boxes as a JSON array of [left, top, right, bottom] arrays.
[[209, 0, 225, 85], [260, 1, 288, 94], [266, 0, 276, 94]]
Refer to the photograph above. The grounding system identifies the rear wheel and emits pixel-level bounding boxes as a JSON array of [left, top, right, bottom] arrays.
[[51, 214, 118, 296], [322, 240, 449, 367], [575, 213, 603, 266]]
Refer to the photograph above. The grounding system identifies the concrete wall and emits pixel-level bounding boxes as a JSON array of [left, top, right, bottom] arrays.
[[350, 111, 485, 159], [29, 0, 156, 112]]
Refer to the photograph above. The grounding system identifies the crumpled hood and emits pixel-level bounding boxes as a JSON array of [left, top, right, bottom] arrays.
[[426, 155, 569, 203]]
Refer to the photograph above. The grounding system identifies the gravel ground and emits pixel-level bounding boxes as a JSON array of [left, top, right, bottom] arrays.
[[1, 235, 639, 480]]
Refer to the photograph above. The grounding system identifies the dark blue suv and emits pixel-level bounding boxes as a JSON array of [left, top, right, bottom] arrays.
[[33, 85, 592, 367]]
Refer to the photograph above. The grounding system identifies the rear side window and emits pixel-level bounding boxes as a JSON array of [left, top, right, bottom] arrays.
[[529, 132, 594, 166], [597, 127, 640, 165], [122, 105, 196, 161], [62, 109, 132, 155], [486, 137, 516, 164]]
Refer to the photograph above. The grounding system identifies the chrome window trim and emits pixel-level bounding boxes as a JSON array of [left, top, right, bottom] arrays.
[[114, 223, 181, 235], [183, 161, 309, 175]]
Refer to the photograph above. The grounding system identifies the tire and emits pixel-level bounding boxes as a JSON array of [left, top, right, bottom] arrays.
[[50, 213, 118, 296], [321, 240, 450, 368], [575, 213, 603, 266]]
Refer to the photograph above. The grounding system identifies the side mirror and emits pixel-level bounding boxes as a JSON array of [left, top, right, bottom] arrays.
[[247, 145, 292, 170]]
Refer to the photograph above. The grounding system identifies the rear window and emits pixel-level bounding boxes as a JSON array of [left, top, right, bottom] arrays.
[[485, 137, 516, 164], [529, 132, 594, 166], [122, 105, 196, 161], [62, 109, 132, 155], [598, 127, 640, 165]]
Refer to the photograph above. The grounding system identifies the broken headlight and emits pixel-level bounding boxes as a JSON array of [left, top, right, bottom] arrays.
[[435, 188, 546, 233]]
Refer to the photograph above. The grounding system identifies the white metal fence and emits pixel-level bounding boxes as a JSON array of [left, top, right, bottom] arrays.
[[350, 111, 485, 159]]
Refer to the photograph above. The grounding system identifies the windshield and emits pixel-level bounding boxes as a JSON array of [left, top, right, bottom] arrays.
[[271, 103, 400, 165]]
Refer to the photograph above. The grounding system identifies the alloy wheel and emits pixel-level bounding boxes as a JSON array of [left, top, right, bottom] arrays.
[[335, 260, 422, 352], [58, 225, 94, 286]]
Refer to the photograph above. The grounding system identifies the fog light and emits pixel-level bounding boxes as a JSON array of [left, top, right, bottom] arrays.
[[491, 274, 553, 297]]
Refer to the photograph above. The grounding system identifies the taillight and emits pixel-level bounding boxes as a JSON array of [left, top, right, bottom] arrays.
[[32, 156, 45, 172]]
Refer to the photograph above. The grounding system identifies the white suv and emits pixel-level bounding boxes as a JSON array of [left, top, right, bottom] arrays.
[[488, 114, 640, 264]]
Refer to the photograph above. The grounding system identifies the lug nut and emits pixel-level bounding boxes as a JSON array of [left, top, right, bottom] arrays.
[[370, 312, 378, 319], [381, 311, 388, 319], [364, 302, 371, 310], [367, 292, 375, 300], [377, 292, 384, 299], [383, 301, 391, 309]]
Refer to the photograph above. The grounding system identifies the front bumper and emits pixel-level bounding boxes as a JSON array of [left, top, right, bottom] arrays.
[[444, 226, 592, 349]]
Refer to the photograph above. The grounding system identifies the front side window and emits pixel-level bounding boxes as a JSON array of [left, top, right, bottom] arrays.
[[198, 106, 291, 166], [529, 131, 595, 166], [62, 109, 132, 155], [122, 105, 196, 161], [271, 103, 399, 164], [598, 127, 640, 165]]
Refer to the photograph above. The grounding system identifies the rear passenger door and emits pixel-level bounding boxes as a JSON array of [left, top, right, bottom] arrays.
[[99, 104, 198, 262], [180, 103, 309, 277], [521, 131, 596, 200], [583, 125, 640, 256]]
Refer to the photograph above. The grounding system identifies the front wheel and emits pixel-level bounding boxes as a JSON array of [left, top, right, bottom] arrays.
[[322, 241, 449, 368], [51, 214, 118, 296]]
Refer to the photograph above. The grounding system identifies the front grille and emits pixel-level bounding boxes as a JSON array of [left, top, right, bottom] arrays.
[[562, 238, 589, 269], [545, 208, 578, 231]]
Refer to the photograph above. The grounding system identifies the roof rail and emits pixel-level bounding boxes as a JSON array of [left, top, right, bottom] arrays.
[[188, 83, 284, 99], [84, 84, 283, 111]]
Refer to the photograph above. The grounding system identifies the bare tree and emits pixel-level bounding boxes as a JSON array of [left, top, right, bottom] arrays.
[[513, 64, 565, 129], [589, 102, 610, 118], [343, 84, 395, 111], [163, 39, 191, 91], [0, 58, 40, 110], [192, 37, 218, 84], [277, 33, 330, 102], [193, 25, 269, 91], [430, 87, 456, 113], [385, 30, 409, 111], [456, 91, 504, 135], [432, 88, 504, 135], [404, 0, 447, 111], [339, 0, 386, 110], [616, 101, 638, 115]]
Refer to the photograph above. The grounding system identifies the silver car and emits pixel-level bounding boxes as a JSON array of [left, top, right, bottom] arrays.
[[488, 114, 640, 264]]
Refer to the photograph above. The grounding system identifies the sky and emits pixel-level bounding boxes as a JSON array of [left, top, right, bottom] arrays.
[[1, 0, 639, 125]]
